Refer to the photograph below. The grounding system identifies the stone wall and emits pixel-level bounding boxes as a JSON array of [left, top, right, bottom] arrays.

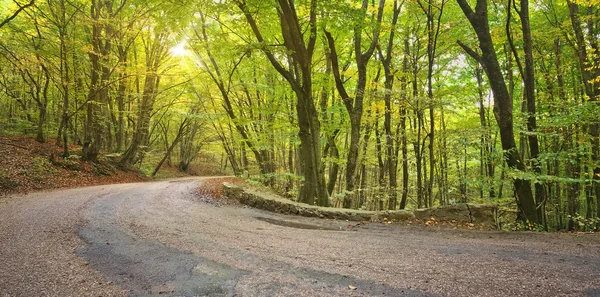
[[222, 182, 497, 226]]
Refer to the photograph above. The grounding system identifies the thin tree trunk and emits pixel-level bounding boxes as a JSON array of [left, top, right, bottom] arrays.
[[510, 0, 546, 225], [152, 119, 188, 177], [381, 0, 402, 209], [399, 37, 410, 210]]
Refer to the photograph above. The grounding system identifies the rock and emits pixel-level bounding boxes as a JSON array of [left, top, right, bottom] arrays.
[[414, 204, 470, 222], [222, 183, 242, 200], [385, 210, 416, 221], [467, 204, 496, 225], [221, 183, 496, 226]]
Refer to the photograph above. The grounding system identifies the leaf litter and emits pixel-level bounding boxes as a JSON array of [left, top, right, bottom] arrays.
[[0, 135, 145, 197]]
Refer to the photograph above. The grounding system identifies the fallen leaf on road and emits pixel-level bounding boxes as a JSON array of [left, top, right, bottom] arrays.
[[348, 285, 357, 290]]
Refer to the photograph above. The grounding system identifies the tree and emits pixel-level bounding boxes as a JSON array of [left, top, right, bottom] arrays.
[[506, 0, 546, 225], [324, 0, 385, 209], [378, 0, 403, 209], [567, 0, 600, 224], [235, 0, 329, 206], [82, 0, 127, 162], [456, 0, 540, 224], [416, 0, 446, 208], [190, 10, 276, 182], [0, 7, 51, 143], [120, 30, 171, 165]]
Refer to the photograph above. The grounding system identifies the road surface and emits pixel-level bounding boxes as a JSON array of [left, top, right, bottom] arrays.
[[0, 177, 599, 296]]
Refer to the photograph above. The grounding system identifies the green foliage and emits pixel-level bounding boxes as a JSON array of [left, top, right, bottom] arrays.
[[93, 158, 117, 176], [57, 155, 81, 171], [0, 118, 37, 136], [27, 157, 56, 182], [334, 191, 349, 205], [246, 172, 303, 199], [31, 157, 56, 174], [568, 214, 599, 232], [502, 220, 547, 232]]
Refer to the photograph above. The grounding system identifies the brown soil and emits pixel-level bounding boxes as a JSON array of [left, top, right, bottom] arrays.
[[197, 176, 245, 205], [0, 134, 146, 196]]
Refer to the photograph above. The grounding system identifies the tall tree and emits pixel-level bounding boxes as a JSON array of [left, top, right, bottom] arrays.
[[378, 0, 402, 209], [324, 0, 385, 209], [191, 11, 276, 182], [235, 0, 329, 206], [507, 0, 546, 224], [120, 30, 171, 165], [82, 0, 127, 162], [416, 0, 446, 208], [456, 0, 540, 223], [0, 8, 50, 143], [567, 0, 600, 223]]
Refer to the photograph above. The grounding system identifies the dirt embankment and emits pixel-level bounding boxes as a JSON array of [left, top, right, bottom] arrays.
[[0, 135, 146, 196]]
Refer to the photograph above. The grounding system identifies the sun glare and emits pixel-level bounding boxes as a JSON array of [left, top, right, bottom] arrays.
[[170, 42, 189, 57]]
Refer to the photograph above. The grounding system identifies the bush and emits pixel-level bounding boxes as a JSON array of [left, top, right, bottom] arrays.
[[568, 214, 599, 232], [501, 220, 546, 232], [28, 157, 56, 182], [60, 154, 81, 171]]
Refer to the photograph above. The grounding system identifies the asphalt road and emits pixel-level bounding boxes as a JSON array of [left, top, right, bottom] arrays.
[[1, 177, 599, 297]]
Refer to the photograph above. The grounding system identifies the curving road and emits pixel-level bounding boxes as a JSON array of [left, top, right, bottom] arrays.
[[0, 177, 599, 297]]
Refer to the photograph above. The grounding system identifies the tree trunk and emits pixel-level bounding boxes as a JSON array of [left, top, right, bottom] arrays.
[[324, 0, 385, 208], [457, 0, 539, 223], [83, 0, 117, 162], [121, 32, 167, 166], [381, 0, 402, 209], [153, 119, 188, 177], [236, 0, 328, 206], [399, 37, 410, 210], [568, 1, 600, 225], [416, 0, 445, 209], [475, 63, 495, 198], [57, 0, 70, 157], [510, 0, 545, 225]]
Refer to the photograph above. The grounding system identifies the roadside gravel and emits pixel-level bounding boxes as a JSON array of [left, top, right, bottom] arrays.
[[0, 185, 135, 296]]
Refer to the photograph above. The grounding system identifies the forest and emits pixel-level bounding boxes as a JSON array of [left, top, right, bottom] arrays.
[[0, 0, 598, 231]]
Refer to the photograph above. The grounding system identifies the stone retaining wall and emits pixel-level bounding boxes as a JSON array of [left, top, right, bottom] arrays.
[[222, 182, 497, 226]]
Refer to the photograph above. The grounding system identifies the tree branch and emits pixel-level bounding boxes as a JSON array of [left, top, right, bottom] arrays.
[[456, 0, 474, 19], [0, 0, 35, 29], [362, 0, 386, 60], [456, 40, 482, 63], [234, 0, 298, 91], [306, 0, 317, 57], [506, 0, 525, 79], [324, 29, 353, 111]]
